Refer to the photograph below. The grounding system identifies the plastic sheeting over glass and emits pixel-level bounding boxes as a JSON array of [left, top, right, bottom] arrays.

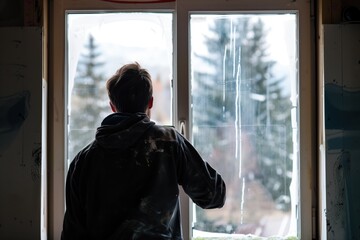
[[66, 13, 173, 164], [190, 14, 299, 239]]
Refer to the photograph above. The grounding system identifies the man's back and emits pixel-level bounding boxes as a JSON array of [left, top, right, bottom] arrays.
[[62, 112, 226, 240]]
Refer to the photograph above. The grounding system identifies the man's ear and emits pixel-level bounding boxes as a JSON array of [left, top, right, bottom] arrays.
[[110, 102, 117, 112], [148, 97, 153, 109]]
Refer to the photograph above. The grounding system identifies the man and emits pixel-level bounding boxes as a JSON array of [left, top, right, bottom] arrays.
[[61, 62, 226, 240]]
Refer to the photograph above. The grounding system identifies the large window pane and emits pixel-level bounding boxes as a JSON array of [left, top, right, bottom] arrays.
[[66, 12, 173, 165], [190, 14, 299, 239]]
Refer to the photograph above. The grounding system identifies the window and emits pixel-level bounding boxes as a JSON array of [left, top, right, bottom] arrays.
[[66, 12, 173, 164], [49, 1, 314, 239], [190, 14, 299, 239]]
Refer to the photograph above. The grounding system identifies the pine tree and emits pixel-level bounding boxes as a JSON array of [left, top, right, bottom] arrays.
[[68, 35, 108, 162]]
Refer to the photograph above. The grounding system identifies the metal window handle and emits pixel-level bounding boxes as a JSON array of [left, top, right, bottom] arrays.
[[179, 120, 186, 137]]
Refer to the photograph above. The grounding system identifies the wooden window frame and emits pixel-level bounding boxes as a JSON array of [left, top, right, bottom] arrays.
[[48, 0, 315, 239]]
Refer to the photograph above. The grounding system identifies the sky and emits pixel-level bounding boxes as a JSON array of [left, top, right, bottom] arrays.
[[67, 12, 297, 98], [68, 12, 296, 69]]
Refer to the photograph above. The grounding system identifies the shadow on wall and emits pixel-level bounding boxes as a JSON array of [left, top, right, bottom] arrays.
[[0, 91, 30, 151]]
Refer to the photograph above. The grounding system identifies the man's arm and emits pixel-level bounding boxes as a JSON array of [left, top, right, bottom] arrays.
[[176, 133, 226, 209], [61, 155, 87, 240]]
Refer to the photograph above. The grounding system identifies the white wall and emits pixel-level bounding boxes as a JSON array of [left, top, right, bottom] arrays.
[[0, 27, 43, 239]]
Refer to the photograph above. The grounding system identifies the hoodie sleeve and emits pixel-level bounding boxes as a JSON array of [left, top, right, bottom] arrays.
[[61, 151, 88, 240], [176, 132, 226, 209]]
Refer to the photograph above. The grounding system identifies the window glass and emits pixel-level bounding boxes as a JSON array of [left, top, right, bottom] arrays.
[[66, 11, 302, 240], [190, 13, 299, 239], [66, 12, 173, 164]]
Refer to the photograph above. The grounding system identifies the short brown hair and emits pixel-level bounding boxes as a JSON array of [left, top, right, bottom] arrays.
[[106, 62, 153, 113]]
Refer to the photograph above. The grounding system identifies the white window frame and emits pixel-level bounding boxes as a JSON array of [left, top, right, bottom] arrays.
[[48, 0, 315, 239]]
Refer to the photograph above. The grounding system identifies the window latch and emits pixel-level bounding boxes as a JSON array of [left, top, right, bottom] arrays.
[[179, 120, 186, 138]]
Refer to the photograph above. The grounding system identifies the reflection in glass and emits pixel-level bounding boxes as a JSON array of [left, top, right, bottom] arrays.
[[190, 14, 298, 239], [66, 13, 173, 165]]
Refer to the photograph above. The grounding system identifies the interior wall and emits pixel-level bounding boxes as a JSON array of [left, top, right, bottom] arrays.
[[0, 0, 44, 239], [321, 0, 360, 23], [318, 0, 360, 239], [323, 24, 360, 240], [0, 27, 42, 239]]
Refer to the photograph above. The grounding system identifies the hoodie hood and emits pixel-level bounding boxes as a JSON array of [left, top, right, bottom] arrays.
[[95, 112, 155, 151]]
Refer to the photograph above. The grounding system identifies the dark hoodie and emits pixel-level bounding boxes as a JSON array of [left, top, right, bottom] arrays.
[[61, 113, 226, 240]]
